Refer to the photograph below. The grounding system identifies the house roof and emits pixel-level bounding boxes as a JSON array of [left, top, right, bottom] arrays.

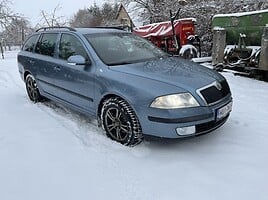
[[115, 3, 135, 27]]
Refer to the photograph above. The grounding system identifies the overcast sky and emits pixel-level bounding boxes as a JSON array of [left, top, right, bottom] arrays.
[[11, 0, 104, 26]]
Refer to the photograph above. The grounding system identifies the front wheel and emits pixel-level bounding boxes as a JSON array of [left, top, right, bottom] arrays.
[[25, 74, 42, 103], [179, 44, 198, 59], [101, 97, 143, 146]]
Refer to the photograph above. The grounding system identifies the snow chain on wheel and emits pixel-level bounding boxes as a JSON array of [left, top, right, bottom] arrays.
[[101, 97, 143, 146]]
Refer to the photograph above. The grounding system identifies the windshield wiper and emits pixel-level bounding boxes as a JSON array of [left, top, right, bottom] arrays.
[[108, 61, 134, 66]]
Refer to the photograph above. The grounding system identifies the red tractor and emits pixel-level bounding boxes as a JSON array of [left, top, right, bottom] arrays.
[[133, 18, 201, 58]]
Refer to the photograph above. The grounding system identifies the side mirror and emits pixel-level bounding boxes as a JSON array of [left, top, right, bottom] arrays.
[[67, 55, 90, 66]]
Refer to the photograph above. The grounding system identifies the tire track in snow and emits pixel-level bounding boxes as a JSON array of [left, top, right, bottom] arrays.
[[0, 69, 24, 90], [37, 100, 152, 155], [36, 101, 150, 199], [37, 101, 105, 147], [0, 70, 9, 88]]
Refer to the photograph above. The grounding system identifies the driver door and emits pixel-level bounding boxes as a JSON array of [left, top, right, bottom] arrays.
[[52, 33, 96, 114]]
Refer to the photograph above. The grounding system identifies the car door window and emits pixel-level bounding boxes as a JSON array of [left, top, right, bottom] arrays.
[[35, 33, 58, 57], [22, 34, 39, 52], [59, 34, 89, 61]]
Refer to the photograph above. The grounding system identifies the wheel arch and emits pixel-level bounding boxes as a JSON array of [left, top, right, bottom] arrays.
[[97, 93, 130, 120], [23, 70, 32, 82]]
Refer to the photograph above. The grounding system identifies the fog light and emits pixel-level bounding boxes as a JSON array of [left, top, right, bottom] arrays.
[[176, 126, 196, 136]]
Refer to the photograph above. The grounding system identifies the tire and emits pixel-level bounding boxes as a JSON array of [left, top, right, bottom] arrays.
[[224, 50, 240, 66], [182, 49, 197, 59], [101, 97, 143, 146], [179, 45, 198, 59], [25, 74, 42, 103]]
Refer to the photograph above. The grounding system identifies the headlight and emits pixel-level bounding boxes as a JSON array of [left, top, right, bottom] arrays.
[[150, 93, 200, 109]]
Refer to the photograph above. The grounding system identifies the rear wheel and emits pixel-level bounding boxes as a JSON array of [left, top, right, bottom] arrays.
[[101, 97, 143, 146], [25, 74, 42, 103]]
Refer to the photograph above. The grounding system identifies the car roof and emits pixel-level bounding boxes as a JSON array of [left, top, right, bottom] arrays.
[[35, 26, 127, 35]]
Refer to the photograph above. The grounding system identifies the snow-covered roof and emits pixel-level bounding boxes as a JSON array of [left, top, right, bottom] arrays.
[[133, 18, 196, 38], [213, 9, 268, 18], [139, 18, 196, 27]]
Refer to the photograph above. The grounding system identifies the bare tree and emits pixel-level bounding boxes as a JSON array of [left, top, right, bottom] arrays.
[[123, 0, 184, 23], [0, 0, 21, 29], [1, 17, 32, 49], [37, 4, 67, 27], [0, 0, 28, 51]]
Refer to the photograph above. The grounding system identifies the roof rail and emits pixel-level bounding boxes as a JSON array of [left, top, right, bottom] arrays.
[[92, 26, 126, 31], [35, 26, 76, 32]]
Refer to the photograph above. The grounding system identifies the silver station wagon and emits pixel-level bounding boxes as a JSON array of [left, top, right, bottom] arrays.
[[18, 27, 232, 146]]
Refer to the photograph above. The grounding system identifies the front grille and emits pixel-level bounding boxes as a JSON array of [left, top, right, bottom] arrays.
[[199, 80, 230, 105]]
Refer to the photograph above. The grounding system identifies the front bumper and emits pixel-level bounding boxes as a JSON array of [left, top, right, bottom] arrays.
[[136, 96, 232, 138]]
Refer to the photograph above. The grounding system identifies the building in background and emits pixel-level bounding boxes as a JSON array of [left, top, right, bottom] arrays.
[[115, 4, 135, 31]]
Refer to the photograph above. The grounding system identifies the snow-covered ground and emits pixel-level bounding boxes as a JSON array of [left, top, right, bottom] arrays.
[[1, 51, 268, 200]]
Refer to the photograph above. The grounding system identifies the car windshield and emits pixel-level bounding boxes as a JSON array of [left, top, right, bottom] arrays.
[[85, 32, 168, 66]]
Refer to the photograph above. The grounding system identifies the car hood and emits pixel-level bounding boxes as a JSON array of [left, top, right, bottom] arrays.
[[110, 57, 223, 91]]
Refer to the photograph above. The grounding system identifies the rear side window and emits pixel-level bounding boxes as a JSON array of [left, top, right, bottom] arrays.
[[22, 35, 39, 52], [59, 34, 89, 61], [35, 33, 58, 57]]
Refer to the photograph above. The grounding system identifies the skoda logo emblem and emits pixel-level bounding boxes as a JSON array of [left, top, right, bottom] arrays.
[[215, 81, 222, 90]]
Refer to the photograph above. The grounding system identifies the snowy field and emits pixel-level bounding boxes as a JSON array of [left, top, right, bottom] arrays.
[[1, 51, 268, 200]]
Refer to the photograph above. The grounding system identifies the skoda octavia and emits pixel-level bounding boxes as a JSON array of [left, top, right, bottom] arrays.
[[18, 27, 232, 146]]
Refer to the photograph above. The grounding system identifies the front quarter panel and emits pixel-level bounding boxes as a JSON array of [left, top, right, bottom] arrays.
[[94, 66, 190, 135], [96, 66, 186, 108]]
